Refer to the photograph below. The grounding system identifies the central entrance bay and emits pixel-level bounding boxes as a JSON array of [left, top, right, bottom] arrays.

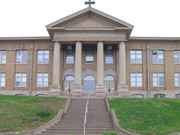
[[84, 76, 95, 91]]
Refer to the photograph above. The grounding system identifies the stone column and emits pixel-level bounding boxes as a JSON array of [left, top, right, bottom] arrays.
[[95, 41, 105, 97], [117, 41, 128, 97], [72, 41, 83, 97], [50, 41, 62, 97]]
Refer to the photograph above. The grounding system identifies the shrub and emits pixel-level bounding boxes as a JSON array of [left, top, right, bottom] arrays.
[[102, 131, 118, 135], [36, 108, 52, 118]]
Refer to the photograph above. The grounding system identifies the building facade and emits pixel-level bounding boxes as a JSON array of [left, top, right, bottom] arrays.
[[0, 7, 180, 98]]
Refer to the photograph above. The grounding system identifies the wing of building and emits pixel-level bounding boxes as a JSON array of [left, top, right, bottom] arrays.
[[0, 7, 180, 98]]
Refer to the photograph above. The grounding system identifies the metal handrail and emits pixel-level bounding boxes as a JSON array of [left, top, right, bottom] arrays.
[[84, 93, 89, 135]]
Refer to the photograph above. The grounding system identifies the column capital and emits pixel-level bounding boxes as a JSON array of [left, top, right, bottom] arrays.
[[119, 40, 127, 44], [97, 41, 104, 44], [75, 41, 83, 44], [53, 41, 61, 44]]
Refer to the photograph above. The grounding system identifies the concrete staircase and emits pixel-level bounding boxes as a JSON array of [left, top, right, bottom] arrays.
[[39, 98, 115, 135]]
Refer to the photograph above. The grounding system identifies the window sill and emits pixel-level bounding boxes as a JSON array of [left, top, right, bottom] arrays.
[[16, 63, 27, 65], [153, 86, 165, 88], [36, 87, 48, 88], [131, 86, 143, 88], [37, 63, 49, 65], [85, 63, 94, 64], [65, 63, 74, 65], [105, 63, 114, 64], [15, 86, 27, 88], [130, 63, 142, 65], [152, 64, 164, 65]]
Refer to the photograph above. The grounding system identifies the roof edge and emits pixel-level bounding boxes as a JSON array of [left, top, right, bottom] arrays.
[[130, 37, 180, 41], [0, 37, 51, 41]]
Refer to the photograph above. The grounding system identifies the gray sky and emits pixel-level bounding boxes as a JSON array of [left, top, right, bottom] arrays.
[[0, 0, 180, 37]]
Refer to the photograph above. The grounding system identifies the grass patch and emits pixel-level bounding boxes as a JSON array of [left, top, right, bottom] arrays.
[[0, 95, 67, 132], [109, 98, 180, 135], [102, 131, 118, 135]]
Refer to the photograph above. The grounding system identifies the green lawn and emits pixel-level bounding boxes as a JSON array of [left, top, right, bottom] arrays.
[[109, 98, 180, 135], [0, 95, 67, 132]]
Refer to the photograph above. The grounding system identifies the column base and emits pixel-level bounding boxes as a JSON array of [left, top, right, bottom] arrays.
[[95, 85, 106, 97], [72, 84, 83, 97], [50, 85, 62, 97], [116, 84, 129, 97]]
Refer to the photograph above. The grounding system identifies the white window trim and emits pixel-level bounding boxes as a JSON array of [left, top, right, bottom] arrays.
[[0, 51, 6, 64], [131, 73, 143, 87], [0, 73, 5, 87], [37, 50, 49, 64], [153, 73, 165, 87], [15, 73, 27, 87], [36, 73, 49, 87], [130, 50, 142, 64], [153, 50, 164, 64]]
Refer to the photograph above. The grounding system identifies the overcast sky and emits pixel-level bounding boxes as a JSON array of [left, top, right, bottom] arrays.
[[0, 0, 180, 37]]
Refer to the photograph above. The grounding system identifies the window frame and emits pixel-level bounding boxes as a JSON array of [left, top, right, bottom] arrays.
[[36, 73, 49, 87], [0, 51, 6, 64], [174, 51, 180, 64], [131, 73, 143, 87], [0, 73, 5, 87], [16, 50, 28, 64], [174, 73, 180, 87], [37, 50, 49, 64], [66, 50, 74, 64], [153, 73, 165, 87], [130, 50, 142, 64], [153, 50, 164, 64], [105, 49, 114, 64], [86, 50, 94, 64], [15, 73, 27, 87]]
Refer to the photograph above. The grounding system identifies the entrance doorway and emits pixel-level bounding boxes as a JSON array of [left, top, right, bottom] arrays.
[[84, 76, 95, 91]]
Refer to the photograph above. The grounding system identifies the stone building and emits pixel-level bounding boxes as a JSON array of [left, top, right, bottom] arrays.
[[0, 7, 180, 98]]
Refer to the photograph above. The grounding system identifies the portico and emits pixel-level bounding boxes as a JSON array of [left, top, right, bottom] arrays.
[[46, 7, 133, 97]]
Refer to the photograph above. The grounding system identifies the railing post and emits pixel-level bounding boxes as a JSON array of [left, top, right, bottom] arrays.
[[84, 93, 89, 135]]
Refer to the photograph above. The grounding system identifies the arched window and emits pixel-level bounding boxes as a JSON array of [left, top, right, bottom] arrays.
[[84, 76, 95, 91], [104, 76, 115, 90], [153, 94, 165, 98], [131, 94, 143, 98], [64, 76, 75, 91], [175, 94, 180, 99]]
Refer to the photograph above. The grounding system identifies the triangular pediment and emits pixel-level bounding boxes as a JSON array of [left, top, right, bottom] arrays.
[[52, 14, 128, 29], [46, 7, 134, 39]]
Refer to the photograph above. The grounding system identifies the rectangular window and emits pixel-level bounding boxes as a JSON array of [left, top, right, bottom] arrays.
[[131, 73, 143, 87], [174, 73, 180, 87], [153, 50, 164, 64], [66, 50, 74, 64], [86, 50, 94, 63], [153, 73, 164, 87], [37, 73, 48, 87], [0, 73, 5, 87], [174, 51, 180, 64], [37, 50, 49, 64], [15, 73, 27, 87], [130, 50, 142, 64], [0, 51, 6, 64], [16, 50, 27, 64], [105, 50, 113, 64]]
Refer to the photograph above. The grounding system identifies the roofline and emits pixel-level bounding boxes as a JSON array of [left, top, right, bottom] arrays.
[[129, 37, 180, 41], [0, 36, 180, 41], [0, 37, 51, 41]]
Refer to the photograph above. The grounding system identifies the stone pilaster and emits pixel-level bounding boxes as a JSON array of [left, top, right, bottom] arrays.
[[72, 41, 83, 97], [50, 41, 62, 97], [95, 41, 106, 97], [117, 41, 128, 97]]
